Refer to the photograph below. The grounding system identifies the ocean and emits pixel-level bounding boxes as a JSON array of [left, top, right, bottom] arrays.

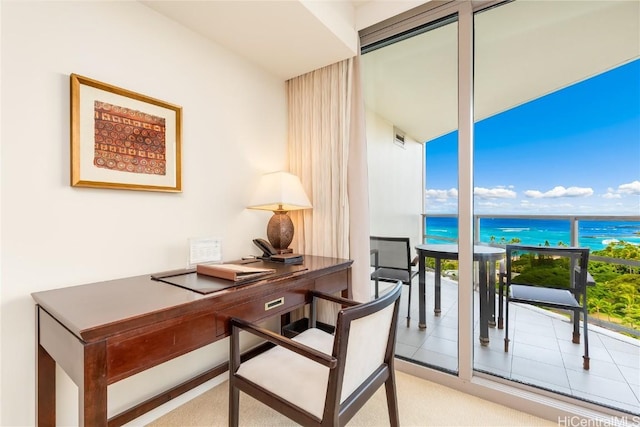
[[424, 217, 640, 252]]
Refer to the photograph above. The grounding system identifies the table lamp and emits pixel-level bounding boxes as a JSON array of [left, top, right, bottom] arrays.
[[247, 171, 312, 253]]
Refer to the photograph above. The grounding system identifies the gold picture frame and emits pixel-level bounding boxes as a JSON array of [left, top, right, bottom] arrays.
[[70, 74, 182, 192]]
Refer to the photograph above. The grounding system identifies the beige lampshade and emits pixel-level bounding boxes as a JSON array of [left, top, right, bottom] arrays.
[[247, 172, 312, 252], [247, 171, 312, 212]]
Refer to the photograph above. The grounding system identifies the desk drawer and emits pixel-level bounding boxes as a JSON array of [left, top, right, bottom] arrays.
[[314, 270, 349, 295], [217, 285, 310, 336], [106, 311, 216, 384]]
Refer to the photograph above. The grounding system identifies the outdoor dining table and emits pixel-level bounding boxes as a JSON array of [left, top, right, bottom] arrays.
[[415, 244, 506, 346]]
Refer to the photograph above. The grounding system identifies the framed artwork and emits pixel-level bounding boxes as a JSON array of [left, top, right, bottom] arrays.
[[70, 74, 182, 192]]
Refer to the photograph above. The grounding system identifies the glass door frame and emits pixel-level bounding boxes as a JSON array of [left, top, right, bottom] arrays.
[[360, 0, 626, 421]]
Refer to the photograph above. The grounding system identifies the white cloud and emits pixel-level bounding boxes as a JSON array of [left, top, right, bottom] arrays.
[[474, 186, 516, 199], [601, 181, 640, 199], [618, 180, 640, 195], [602, 189, 621, 199], [524, 186, 593, 199], [425, 188, 458, 201]]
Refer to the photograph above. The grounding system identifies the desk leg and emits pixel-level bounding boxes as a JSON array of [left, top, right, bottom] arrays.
[[36, 305, 56, 427], [37, 344, 56, 427], [80, 341, 107, 426], [478, 262, 490, 346], [418, 254, 426, 329]]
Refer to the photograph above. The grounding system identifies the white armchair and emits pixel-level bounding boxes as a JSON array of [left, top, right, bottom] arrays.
[[229, 282, 403, 426]]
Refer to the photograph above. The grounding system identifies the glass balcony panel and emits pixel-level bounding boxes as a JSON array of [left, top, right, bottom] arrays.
[[363, 14, 460, 374], [470, 1, 640, 414]]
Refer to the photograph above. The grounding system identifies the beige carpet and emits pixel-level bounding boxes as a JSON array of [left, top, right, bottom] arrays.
[[147, 370, 555, 426]]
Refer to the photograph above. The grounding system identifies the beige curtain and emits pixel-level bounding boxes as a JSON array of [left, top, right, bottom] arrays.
[[287, 55, 371, 305]]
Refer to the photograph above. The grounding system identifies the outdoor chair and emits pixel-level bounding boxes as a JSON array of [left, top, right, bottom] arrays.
[[370, 236, 418, 327], [503, 244, 591, 369], [229, 283, 402, 427]]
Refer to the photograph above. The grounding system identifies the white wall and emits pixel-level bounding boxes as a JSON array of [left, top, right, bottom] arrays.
[[366, 109, 423, 252], [0, 1, 288, 425]]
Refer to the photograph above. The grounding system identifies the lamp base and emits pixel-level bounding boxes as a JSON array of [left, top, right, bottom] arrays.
[[266, 210, 295, 252]]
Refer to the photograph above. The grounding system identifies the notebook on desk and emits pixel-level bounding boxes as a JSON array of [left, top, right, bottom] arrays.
[[196, 263, 275, 281], [151, 262, 308, 294]]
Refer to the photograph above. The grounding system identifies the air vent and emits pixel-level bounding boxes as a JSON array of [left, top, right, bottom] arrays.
[[394, 127, 406, 148]]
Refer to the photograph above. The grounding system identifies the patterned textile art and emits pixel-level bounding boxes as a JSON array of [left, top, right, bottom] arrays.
[[93, 101, 166, 175]]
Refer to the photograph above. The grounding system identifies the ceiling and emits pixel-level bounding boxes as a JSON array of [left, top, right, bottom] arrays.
[[361, 0, 640, 143], [141, 0, 367, 80], [141, 1, 639, 144]]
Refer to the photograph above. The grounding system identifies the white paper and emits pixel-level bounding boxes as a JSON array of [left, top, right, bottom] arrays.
[[189, 237, 222, 266]]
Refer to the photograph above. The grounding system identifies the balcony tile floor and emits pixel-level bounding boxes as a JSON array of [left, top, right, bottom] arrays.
[[380, 272, 640, 415]]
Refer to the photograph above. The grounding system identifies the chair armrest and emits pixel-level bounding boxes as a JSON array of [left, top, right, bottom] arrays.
[[309, 290, 360, 307], [230, 317, 337, 368], [411, 255, 418, 266], [573, 266, 595, 291]]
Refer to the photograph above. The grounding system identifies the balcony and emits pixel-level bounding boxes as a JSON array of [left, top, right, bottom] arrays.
[[361, 0, 639, 417], [383, 214, 640, 415], [389, 272, 639, 415]]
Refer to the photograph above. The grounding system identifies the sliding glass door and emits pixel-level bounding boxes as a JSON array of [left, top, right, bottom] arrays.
[[362, 0, 639, 417], [473, 1, 640, 414], [362, 7, 460, 373]]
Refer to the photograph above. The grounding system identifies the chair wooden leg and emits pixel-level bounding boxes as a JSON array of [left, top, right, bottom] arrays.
[[384, 371, 400, 427], [229, 382, 239, 427]]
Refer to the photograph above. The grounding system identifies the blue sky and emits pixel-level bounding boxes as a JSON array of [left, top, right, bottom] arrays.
[[425, 59, 640, 215]]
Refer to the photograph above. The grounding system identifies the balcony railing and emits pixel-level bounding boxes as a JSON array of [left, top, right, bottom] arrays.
[[422, 213, 640, 265], [421, 213, 640, 337]]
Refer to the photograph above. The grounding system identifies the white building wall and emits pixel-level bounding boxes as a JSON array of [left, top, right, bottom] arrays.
[[0, 2, 287, 425], [366, 109, 423, 254]]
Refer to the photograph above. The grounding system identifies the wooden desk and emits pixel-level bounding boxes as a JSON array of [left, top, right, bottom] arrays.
[[32, 256, 352, 427]]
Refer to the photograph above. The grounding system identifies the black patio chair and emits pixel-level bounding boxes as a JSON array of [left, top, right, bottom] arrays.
[[370, 236, 418, 327], [503, 245, 591, 369]]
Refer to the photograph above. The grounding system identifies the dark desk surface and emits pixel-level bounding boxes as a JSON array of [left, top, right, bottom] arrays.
[[33, 255, 352, 427], [153, 260, 309, 294], [32, 255, 351, 343]]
